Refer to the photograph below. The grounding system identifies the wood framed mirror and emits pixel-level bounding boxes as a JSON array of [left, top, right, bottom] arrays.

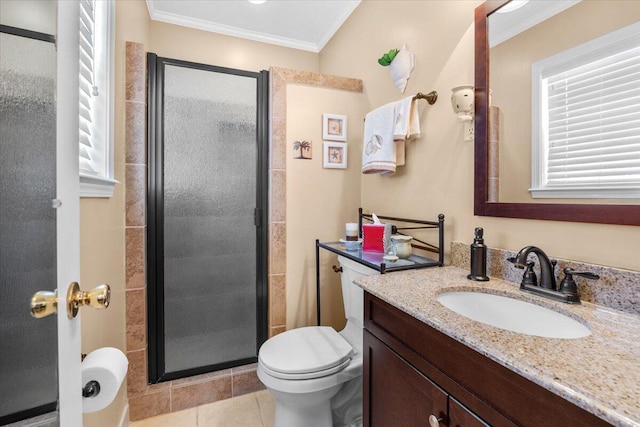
[[474, 1, 640, 226]]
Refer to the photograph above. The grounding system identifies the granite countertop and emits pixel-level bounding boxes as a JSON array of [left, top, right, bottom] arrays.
[[354, 266, 640, 427]]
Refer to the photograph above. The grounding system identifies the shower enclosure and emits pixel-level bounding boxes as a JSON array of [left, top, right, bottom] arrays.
[[0, 26, 58, 424], [147, 54, 269, 382]]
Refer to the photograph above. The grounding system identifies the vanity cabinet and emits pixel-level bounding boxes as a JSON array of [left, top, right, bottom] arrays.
[[365, 330, 488, 427], [363, 292, 611, 427]]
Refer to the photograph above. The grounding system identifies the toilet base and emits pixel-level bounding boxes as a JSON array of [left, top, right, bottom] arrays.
[[269, 383, 342, 427]]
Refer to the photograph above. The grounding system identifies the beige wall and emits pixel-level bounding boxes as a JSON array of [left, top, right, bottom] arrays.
[[80, 1, 151, 425], [80, 0, 640, 422], [286, 85, 364, 330], [80, 199, 127, 426], [320, 0, 640, 271], [491, 1, 640, 202], [5, 0, 637, 424]]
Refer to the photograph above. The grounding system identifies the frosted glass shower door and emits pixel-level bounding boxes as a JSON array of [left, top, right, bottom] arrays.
[[0, 31, 57, 423], [148, 55, 268, 381]]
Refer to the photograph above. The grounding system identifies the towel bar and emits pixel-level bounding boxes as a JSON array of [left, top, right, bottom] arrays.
[[413, 91, 438, 104], [363, 90, 438, 122]]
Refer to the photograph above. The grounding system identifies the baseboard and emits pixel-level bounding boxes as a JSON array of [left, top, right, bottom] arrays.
[[118, 404, 129, 427]]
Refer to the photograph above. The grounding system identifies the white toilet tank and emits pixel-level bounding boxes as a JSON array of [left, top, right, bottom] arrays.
[[337, 256, 378, 328]]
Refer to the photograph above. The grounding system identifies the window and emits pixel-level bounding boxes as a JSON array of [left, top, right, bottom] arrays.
[[79, 0, 116, 197], [530, 22, 640, 199]]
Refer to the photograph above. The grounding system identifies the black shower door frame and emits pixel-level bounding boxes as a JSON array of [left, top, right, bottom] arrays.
[[146, 53, 269, 383]]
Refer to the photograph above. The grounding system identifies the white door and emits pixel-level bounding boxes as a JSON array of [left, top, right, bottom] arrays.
[[56, 1, 84, 425], [0, 1, 83, 425]]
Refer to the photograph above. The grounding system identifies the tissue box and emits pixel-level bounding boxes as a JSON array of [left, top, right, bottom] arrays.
[[362, 224, 386, 252]]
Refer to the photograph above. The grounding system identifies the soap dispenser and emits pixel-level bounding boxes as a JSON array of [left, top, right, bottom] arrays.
[[467, 227, 489, 281]]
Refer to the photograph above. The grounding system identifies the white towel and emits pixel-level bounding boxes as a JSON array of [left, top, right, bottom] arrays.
[[393, 97, 421, 166], [362, 102, 397, 175]]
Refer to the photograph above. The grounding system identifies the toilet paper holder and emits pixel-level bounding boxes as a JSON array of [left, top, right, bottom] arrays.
[[83, 380, 101, 398], [81, 347, 128, 413]]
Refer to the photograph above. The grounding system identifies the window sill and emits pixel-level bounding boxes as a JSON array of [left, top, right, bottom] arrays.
[[80, 173, 119, 198], [529, 187, 640, 200]]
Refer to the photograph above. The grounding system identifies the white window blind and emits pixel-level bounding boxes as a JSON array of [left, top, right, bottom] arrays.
[[79, 0, 99, 174], [78, 0, 116, 197], [531, 22, 640, 199]]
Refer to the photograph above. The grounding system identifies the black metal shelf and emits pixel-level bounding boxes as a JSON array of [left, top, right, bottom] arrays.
[[315, 209, 444, 325]]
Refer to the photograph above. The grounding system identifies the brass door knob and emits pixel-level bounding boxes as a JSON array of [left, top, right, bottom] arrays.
[[67, 282, 110, 319], [31, 283, 111, 319], [31, 290, 58, 318]]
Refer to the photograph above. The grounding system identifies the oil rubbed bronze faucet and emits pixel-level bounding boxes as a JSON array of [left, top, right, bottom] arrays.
[[508, 246, 599, 304]]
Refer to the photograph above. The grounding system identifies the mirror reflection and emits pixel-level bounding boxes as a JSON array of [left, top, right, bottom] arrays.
[[487, 0, 640, 204]]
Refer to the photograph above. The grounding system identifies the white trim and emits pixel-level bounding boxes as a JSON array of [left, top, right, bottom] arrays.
[[105, 0, 115, 188], [80, 173, 119, 198], [145, 0, 360, 53], [531, 55, 545, 192], [118, 403, 129, 427], [530, 186, 640, 199], [147, 6, 320, 52]]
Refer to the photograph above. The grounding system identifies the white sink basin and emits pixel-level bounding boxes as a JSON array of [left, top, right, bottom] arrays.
[[436, 291, 591, 339]]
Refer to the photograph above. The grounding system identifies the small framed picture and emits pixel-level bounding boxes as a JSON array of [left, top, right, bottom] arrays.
[[322, 113, 347, 141], [323, 142, 347, 169], [293, 140, 312, 159]]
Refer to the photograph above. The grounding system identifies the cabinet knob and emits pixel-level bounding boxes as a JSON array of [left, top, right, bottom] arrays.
[[429, 414, 443, 427]]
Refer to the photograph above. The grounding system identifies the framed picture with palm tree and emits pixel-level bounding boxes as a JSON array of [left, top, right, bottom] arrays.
[[323, 142, 347, 169], [293, 140, 312, 159]]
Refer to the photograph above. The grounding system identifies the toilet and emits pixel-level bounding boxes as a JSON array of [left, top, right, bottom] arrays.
[[257, 255, 377, 427]]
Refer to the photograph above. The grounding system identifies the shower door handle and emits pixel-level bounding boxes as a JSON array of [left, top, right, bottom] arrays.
[[31, 282, 110, 319], [254, 208, 262, 227]]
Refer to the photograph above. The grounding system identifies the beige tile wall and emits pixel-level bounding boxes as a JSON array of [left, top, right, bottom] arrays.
[[123, 43, 362, 421]]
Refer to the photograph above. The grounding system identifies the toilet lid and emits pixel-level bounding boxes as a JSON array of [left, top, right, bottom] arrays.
[[259, 326, 353, 376]]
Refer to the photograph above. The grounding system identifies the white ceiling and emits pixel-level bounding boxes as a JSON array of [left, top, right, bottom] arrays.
[[146, 0, 361, 53]]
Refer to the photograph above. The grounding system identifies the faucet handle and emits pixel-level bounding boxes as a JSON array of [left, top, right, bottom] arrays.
[[563, 267, 599, 281], [559, 268, 600, 303]]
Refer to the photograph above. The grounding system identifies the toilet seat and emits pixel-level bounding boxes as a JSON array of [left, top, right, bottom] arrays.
[[259, 326, 353, 380]]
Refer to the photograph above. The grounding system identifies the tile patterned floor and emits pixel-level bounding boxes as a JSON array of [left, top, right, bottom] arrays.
[[129, 390, 275, 427]]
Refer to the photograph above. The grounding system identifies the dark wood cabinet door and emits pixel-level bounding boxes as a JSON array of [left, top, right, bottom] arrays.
[[450, 397, 490, 427], [364, 330, 448, 427]]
